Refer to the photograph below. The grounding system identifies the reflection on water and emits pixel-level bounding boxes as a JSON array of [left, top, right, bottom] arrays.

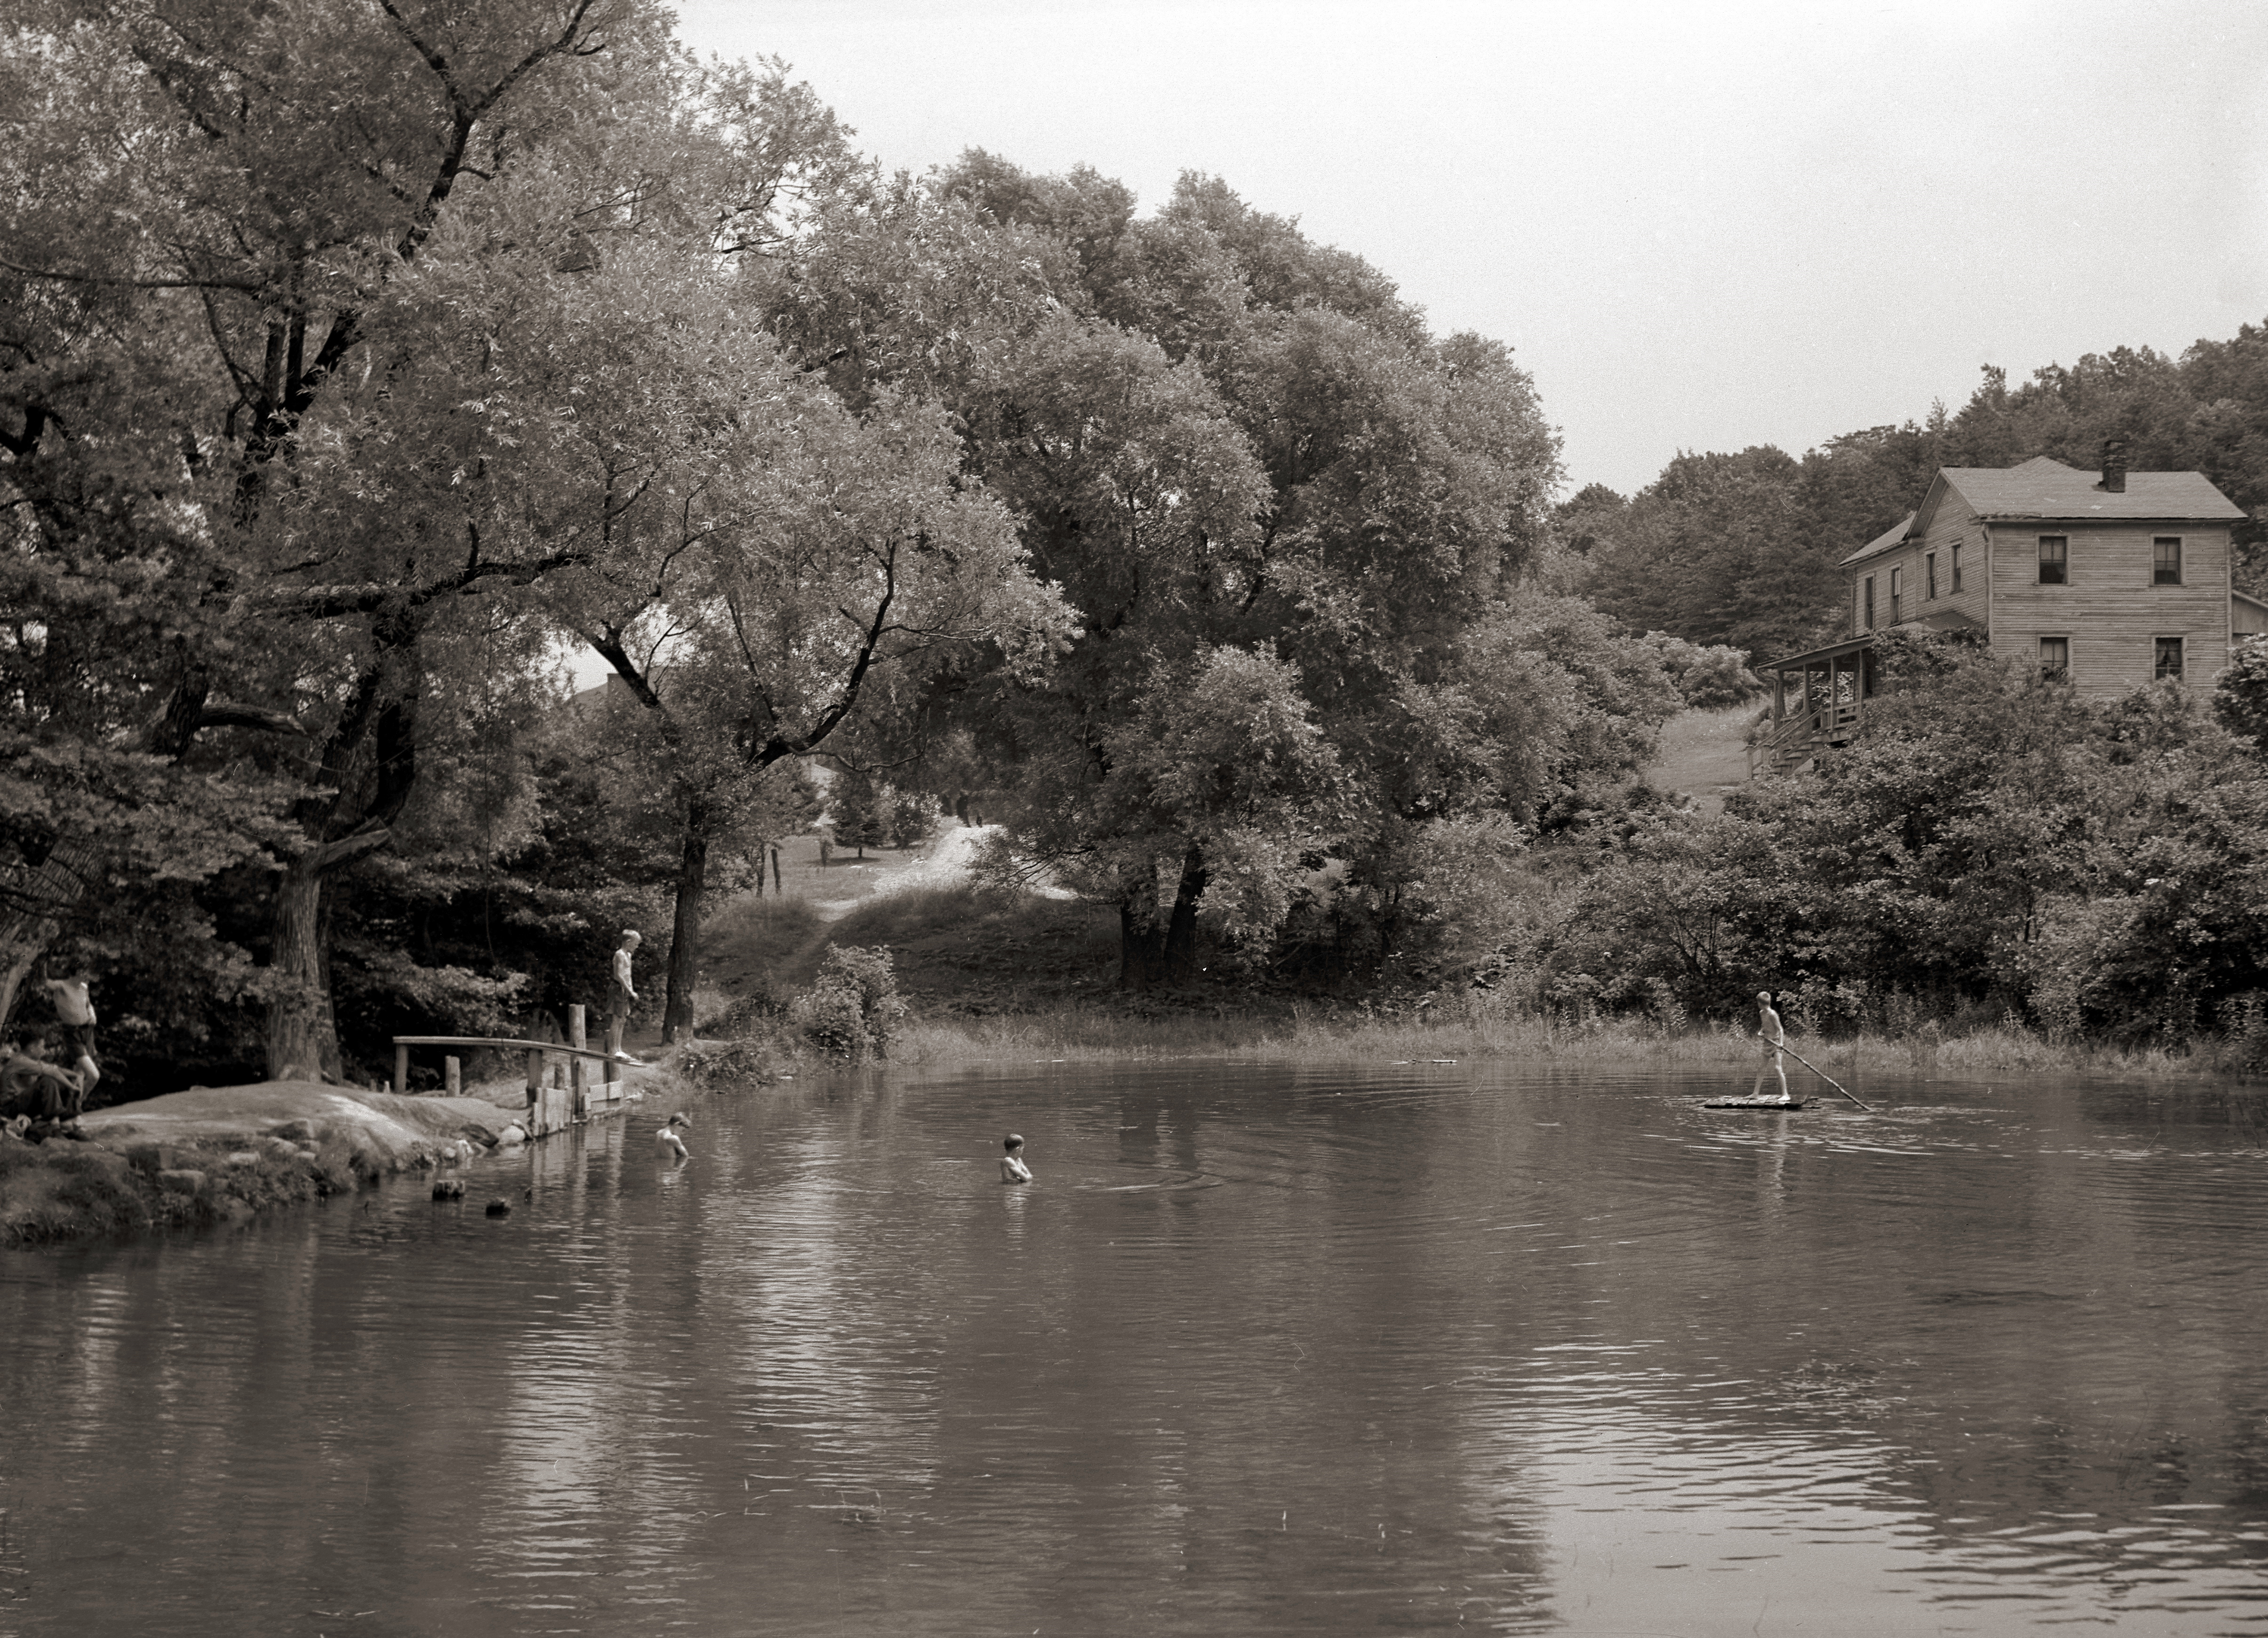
[[4, 1065, 2268, 1635]]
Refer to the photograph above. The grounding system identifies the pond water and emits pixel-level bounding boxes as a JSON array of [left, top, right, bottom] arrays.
[[4, 1062, 2268, 1636]]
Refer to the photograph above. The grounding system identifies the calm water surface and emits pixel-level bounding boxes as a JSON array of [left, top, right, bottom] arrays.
[[4, 1063, 2268, 1636]]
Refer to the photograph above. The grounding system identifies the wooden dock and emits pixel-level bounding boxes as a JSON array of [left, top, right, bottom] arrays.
[[394, 1005, 635, 1136]]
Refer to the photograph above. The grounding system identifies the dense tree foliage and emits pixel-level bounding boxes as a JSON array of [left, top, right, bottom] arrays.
[[1533, 630, 2268, 1043], [764, 155, 1656, 986], [1, 6, 1062, 1077]]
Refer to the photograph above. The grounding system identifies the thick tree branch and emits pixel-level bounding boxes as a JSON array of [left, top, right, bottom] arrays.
[[194, 700, 310, 737], [258, 543, 599, 620], [0, 254, 266, 293], [755, 552, 898, 766]]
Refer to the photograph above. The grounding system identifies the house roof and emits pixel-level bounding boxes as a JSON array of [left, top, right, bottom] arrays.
[[1840, 457, 2244, 568], [1839, 512, 1918, 568], [1943, 455, 2243, 523]]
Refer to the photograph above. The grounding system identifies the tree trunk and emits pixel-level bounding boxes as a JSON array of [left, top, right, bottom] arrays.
[[1118, 900, 1168, 990], [662, 801, 712, 1043], [259, 618, 421, 1081], [316, 883, 343, 1082], [1161, 845, 1207, 984], [266, 859, 330, 1081]]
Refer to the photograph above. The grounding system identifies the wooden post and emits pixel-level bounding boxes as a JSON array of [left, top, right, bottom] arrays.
[[525, 1049, 541, 1111], [569, 1004, 587, 1120], [394, 1042, 408, 1097], [445, 1055, 461, 1096]]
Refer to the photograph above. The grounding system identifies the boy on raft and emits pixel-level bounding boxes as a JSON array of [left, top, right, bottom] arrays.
[[1751, 990, 1791, 1105]]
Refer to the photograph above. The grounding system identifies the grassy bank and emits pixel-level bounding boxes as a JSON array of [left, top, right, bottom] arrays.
[[690, 872, 2263, 1083], [887, 1003, 2261, 1081]]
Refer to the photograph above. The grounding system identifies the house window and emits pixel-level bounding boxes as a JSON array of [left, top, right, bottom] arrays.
[[2038, 536, 2068, 584], [1926, 552, 1937, 599], [2154, 537, 2182, 585], [1890, 565, 1903, 621], [2040, 636, 2069, 679], [1951, 542, 1963, 592], [1863, 576, 1875, 631], [2156, 636, 2184, 680]]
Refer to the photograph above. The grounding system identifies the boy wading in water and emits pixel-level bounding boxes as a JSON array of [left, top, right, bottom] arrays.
[[656, 1112, 691, 1162], [1752, 990, 1791, 1104], [1000, 1133, 1032, 1184]]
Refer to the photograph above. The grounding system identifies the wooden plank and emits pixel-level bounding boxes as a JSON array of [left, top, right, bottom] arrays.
[[569, 1004, 587, 1120], [1703, 1098, 1808, 1111], [392, 1035, 623, 1064]]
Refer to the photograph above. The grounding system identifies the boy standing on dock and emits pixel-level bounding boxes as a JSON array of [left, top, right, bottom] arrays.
[[606, 931, 640, 1059], [1751, 990, 1791, 1105]]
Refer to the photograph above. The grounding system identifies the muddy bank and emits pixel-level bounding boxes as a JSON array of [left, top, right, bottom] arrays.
[[4, 1080, 553, 1248]]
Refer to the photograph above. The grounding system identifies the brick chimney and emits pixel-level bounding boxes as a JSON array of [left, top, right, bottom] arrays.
[[2099, 437, 2127, 493]]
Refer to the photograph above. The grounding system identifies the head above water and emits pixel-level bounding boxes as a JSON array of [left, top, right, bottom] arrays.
[[1003, 1134, 1024, 1153], [668, 1112, 689, 1127]]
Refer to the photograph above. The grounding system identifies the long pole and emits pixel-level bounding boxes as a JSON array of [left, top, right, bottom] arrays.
[[1779, 1040, 1872, 1111]]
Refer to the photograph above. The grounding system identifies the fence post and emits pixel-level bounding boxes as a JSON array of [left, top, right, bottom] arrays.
[[569, 1004, 587, 1120], [525, 1049, 541, 1123], [445, 1055, 461, 1096], [394, 1042, 408, 1097]]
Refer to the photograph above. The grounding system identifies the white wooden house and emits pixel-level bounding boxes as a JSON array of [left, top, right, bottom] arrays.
[[1754, 448, 2252, 775]]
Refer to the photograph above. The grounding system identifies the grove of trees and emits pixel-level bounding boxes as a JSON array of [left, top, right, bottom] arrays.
[[8, 2, 2262, 1092]]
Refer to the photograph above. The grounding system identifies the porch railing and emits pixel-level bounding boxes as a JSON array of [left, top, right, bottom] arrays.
[[1749, 699, 1863, 778]]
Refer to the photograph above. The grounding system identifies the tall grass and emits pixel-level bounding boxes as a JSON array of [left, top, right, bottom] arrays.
[[889, 994, 2260, 1079], [826, 883, 1051, 947], [703, 893, 822, 959]]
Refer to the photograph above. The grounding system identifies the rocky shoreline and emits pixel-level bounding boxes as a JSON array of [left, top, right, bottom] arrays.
[[0, 1075, 657, 1248]]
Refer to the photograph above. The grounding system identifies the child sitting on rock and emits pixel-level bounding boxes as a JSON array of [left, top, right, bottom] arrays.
[[1, 1034, 85, 1121]]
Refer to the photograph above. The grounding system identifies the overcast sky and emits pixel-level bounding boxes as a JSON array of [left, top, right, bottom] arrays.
[[669, 0, 2268, 500]]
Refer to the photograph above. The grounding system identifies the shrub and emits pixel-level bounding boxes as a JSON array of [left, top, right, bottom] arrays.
[[790, 945, 906, 1062], [675, 1034, 793, 1086], [1644, 632, 1764, 708], [886, 787, 944, 850]]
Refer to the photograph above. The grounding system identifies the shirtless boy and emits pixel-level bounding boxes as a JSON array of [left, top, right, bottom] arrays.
[[41, 976, 101, 1098], [1751, 990, 1791, 1105], [655, 1112, 691, 1161], [999, 1133, 1032, 1184]]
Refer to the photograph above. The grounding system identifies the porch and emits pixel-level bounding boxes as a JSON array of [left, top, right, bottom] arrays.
[[1749, 636, 1876, 777]]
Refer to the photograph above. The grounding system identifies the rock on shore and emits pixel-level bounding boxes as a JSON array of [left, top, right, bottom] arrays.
[[80, 1081, 511, 1162], [2, 1080, 528, 1248]]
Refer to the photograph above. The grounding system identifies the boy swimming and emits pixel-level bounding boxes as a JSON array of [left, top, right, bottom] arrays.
[[999, 1133, 1032, 1184]]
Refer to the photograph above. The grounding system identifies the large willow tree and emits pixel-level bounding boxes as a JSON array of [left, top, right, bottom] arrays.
[[0, 2, 1047, 1074]]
